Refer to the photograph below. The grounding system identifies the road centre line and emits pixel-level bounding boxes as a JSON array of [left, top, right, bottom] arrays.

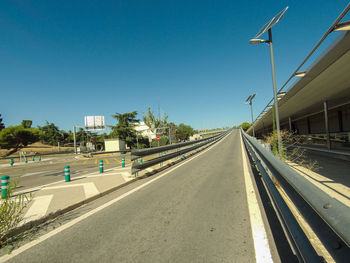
[[0, 132, 230, 262], [240, 132, 273, 263]]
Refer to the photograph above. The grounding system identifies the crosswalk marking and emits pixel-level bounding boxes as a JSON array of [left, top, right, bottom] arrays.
[[120, 172, 133, 182], [23, 195, 54, 222], [44, 182, 99, 199]]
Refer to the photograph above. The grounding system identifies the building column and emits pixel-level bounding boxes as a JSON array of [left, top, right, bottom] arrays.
[[288, 117, 292, 132], [324, 101, 331, 150]]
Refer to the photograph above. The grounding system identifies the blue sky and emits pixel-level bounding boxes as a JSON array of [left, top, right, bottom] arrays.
[[1, 0, 350, 131]]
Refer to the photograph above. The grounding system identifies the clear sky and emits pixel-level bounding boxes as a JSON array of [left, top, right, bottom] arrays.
[[1, 0, 350, 131]]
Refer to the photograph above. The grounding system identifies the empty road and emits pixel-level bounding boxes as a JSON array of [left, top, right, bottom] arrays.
[[1, 130, 279, 262]]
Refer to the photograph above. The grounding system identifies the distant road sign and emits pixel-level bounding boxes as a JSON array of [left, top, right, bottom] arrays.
[[255, 6, 288, 38], [157, 137, 160, 141]]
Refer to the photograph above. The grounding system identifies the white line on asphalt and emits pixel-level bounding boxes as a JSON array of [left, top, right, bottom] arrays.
[[44, 183, 99, 199], [240, 132, 273, 263], [21, 171, 47, 177], [22, 195, 54, 223], [0, 133, 230, 262]]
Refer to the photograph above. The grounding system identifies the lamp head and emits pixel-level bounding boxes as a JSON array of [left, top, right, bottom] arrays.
[[294, 71, 307, 77], [249, 38, 269, 44], [334, 21, 350, 31]]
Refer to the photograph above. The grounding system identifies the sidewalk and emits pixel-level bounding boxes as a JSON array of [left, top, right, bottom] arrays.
[[9, 166, 134, 228], [300, 144, 350, 161], [286, 161, 350, 207]]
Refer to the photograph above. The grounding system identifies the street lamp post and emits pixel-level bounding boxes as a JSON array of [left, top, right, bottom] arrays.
[[268, 29, 282, 154], [249, 6, 288, 154], [245, 94, 256, 137]]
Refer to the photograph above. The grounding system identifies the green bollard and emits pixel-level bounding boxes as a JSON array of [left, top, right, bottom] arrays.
[[182, 154, 185, 158], [139, 158, 143, 164], [64, 165, 71, 182], [1, 175, 10, 198], [39, 155, 41, 161], [10, 158, 14, 167], [99, 160, 104, 173], [32, 155, 35, 162], [163, 151, 166, 156], [25, 156, 28, 163], [122, 156, 125, 167]]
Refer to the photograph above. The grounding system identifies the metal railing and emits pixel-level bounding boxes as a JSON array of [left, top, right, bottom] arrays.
[[131, 131, 230, 174], [241, 129, 350, 261]]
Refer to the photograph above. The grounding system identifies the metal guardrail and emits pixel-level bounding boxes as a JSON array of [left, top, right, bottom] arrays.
[[241, 129, 350, 261], [131, 131, 229, 174]]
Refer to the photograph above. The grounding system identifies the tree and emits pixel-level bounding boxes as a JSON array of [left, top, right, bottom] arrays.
[[0, 114, 5, 131], [150, 135, 169, 147], [168, 122, 177, 143], [239, 122, 251, 131], [0, 126, 41, 153], [21, 120, 32, 129], [110, 111, 139, 148], [38, 122, 63, 145], [175, 123, 194, 141], [143, 107, 168, 135]]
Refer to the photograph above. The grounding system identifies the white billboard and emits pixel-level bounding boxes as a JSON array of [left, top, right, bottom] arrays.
[[84, 116, 105, 131]]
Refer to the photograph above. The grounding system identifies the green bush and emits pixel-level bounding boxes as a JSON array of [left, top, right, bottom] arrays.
[[0, 180, 32, 247]]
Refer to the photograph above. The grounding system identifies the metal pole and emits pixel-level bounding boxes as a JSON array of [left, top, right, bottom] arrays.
[[324, 101, 331, 150], [250, 101, 255, 137], [73, 126, 77, 154], [268, 29, 282, 154]]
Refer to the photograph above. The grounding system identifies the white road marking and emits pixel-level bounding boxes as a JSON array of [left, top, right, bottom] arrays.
[[23, 195, 53, 222], [44, 182, 99, 199], [0, 133, 230, 262], [21, 171, 47, 177], [240, 132, 273, 263]]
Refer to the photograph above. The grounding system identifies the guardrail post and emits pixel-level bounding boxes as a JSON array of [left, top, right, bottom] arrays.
[[122, 156, 125, 167], [10, 158, 14, 167], [99, 160, 104, 173], [64, 165, 71, 182], [1, 175, 10, 198]]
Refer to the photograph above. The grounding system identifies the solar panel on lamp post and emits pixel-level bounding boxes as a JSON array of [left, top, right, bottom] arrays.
[[245, 94, 256, 137], [249, 6, 288, 155]]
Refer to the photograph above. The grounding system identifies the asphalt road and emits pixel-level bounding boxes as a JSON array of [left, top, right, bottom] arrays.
[[0, 154, 130, 191], [3, 130, 275, 262]]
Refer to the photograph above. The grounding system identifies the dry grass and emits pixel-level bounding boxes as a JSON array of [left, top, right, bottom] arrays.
[[0, 142, 73, 157], [263, 130, 320, 172]]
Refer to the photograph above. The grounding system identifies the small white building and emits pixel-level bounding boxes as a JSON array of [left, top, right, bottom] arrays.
[[104, 139, 126, 152]]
